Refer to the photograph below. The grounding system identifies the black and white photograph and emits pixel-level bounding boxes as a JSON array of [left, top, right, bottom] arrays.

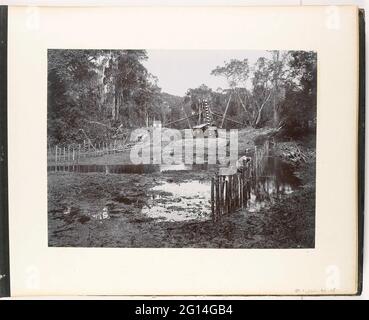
[[47, 49, 317, 248]]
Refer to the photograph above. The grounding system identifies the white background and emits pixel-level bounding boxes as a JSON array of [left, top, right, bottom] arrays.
[[0, 0, 368, 300]]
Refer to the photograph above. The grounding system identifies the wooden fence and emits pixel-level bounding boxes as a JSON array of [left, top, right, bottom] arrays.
[[211, 166, 252, 221], [210, 142, 272, 220], [48, 139, 130, 166]]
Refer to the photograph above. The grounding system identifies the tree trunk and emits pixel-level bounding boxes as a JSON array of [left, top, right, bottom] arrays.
[[236, 90, 252, 122], [253, 91, 272, 127], [221, 93, 232, 128], [272, 51, 281, 127]]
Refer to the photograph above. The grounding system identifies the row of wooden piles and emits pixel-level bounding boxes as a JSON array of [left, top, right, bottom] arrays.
[[210, 168, 252, 221]]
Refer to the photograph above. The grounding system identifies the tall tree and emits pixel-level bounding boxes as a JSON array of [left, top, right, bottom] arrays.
[[280, 51, 317, 136], [48, 49, 163, 144]]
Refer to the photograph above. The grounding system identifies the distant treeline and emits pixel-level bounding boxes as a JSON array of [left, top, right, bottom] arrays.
[[48, 50, 316, 144]]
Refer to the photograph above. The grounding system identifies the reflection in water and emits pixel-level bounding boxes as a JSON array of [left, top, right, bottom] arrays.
[[141, 180, 212, 222], [141, 156, 301, 222], [48, 163, 214, 174], [247, 156, 301, 213]]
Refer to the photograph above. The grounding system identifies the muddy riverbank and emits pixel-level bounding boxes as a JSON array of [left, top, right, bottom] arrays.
[[48, 145, 315, 248]]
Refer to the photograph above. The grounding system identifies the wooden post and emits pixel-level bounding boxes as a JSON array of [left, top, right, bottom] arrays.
[[230, 176, 233, 212], [243, 171, 246, 206], [215, 174, 219, 221], [227, 179, 230, 214], [211, 177, 215, 220], [230, 175, 233, 210], [245, 174, 249, 207], [243, 171, 247, 207], [236, 174, 239, 208], [223, 177, 227, 214], [228, 175, 232, 211], [220, 176, 224, 216], [234, 175, 237, 210], [239, 174, 242, 208], [254, 146, 258, 177], [243, 177, 246, 207], [234, 175, 237, 209], [222, 176, 227, 214], [72, 148, 75, 163], [240, 173, 244, 208], [245, 179, 249, 207], [78, 144, 81, 163], [55, 145, 58, 172]]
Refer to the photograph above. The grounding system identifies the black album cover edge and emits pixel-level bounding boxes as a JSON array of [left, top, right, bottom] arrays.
[[357, 8, 365, 297], [0, 5, 10, 298]]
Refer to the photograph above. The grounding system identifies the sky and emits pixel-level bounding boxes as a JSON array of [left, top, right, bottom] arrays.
[[143, 50, 270, 97]]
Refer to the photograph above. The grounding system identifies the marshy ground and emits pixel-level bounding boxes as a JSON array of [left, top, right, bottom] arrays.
[[48, 128, 315, 248]]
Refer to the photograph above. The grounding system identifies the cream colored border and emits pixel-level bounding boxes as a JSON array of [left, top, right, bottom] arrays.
[[8, 6, 358, 296]]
